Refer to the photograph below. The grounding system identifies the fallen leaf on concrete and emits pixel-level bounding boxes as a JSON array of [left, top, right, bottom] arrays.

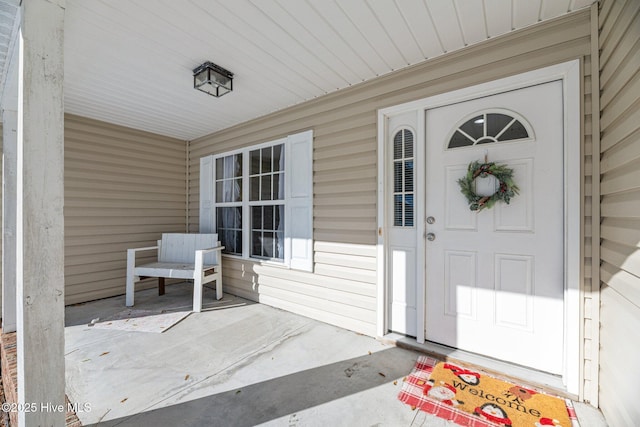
[[99, 352, 109, 357], [184, 374, 190, 381], [235, 390, 241, 395], [368, 351, 372, 355], [393, 380, 398, 385], [378, 372, 386, 377], [411, 406, 417, 411], [121, 398, 128, 403], [81, 359, 91, 363]]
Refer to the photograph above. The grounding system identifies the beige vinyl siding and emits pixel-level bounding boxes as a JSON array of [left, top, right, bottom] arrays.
[[188, 10, 594, 345], [65, 115, 187, 304], [0, 125, 2, 311], [597, 0, 640, 424]]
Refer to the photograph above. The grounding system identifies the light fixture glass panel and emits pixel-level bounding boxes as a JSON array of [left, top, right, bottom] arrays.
[[193, 61, 233, 97]]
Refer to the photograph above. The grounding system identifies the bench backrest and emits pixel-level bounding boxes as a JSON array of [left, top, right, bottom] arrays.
[[158, 233, 219, 265]]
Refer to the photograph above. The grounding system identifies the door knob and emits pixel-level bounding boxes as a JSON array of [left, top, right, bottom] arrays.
[[426, 233, 436, 241]]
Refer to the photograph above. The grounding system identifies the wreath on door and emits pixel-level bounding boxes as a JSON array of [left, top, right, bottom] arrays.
[[458, 160, 519, 211]]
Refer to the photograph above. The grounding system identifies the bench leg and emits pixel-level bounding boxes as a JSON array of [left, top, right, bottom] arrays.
[[215, 276, 223, 300], [158, 277, 165, 296], [126, 250, 136, 307], [193, 275, 203, 313]]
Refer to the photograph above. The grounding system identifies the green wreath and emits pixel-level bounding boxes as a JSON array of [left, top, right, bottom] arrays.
[[457, 160, 519, 211]]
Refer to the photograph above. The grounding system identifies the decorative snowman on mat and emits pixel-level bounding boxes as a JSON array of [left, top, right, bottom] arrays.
[[422, 379, 464, 407]]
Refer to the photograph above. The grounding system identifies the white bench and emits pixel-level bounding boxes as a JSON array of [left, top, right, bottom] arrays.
[[125, 233, 224, 312]]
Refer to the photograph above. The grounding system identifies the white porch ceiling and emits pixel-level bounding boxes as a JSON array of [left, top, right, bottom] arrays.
[[20, 0, 599, 140]]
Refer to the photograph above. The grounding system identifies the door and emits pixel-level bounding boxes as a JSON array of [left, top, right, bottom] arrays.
[[425, 81, 564, 374], [388, 111, 419, 337]]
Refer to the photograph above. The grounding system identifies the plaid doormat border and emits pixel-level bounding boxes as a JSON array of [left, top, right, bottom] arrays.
[[397, 355, 579, 427]]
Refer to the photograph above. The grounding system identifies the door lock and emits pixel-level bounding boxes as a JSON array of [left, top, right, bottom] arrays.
[[426, 233, 436, 241], [426, 216, 435, 224]]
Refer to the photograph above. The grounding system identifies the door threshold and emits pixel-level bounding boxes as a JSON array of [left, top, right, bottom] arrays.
[[381, 333, 577, 401]]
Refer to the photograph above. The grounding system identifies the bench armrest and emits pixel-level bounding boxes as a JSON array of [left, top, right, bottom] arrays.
[[196, 246, 225, 255], [194, 246, 225, 271], [127, 246, 159, 253], [127, 246, 159, 272]]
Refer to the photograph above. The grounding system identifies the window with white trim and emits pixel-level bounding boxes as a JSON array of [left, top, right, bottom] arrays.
[[199, 130, 313, 271]]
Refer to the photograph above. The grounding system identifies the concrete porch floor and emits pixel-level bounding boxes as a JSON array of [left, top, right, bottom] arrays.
[[64, 283, 607, 427]]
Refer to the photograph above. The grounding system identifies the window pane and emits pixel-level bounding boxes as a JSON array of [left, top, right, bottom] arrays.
[[404, 130, 414, 158], [250, 149, 260, 175], [215, 158, 224, 180], [394, 162, 402, 193], [275, 205, 284, 231], [262, 232, 274, 258], [234, 230, 243, 255], [404, 161, 414, 192], [273, 144, 284, 172], [393, 132, 403, 160], [216, 154, 242, 179], [460, 115, 484, 140], [448, 130, 474, 149], [251, 231, 262, 258], [264, 205, 274, 229], [486, 113, 513, 137], [404, 194, 414, 227], [252, 205, 262, 229], [261, 147, 272, 173], [217, 179, 242, 202], [215, 181, 224, 203], [394, 194, 403, 226], [261, 175, 272, 200], [275, 232, 284, 259], [498, 120, 529, 141], [272, 173, 283, 200], [250, 176, 260, 201]]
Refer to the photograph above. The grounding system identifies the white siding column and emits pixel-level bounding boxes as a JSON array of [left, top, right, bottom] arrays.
[[16, 1, 66, 426], [2, 109, 17, 333]]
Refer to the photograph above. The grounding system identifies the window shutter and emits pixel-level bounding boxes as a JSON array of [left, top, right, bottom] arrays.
[[199, 155, 214, 233], [285, 130, 313, 272]]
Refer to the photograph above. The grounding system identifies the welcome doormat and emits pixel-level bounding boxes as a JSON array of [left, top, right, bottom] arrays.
[[398, 356, 579, 427], [90, 309, 191, 333]]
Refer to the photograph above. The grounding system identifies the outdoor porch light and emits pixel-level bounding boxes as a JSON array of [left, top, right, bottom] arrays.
[[193, 61, 234, 97]]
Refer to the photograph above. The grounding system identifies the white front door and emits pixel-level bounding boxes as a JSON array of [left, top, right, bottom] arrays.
[[425, 81, 565, 374]]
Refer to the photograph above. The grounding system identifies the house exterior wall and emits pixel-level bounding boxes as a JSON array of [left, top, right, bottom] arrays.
[[64, 114, 187, 304], [188, 9, 595, 395], [597, 0, 640, 424]]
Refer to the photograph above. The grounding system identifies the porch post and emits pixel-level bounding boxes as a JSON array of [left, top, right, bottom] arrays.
[[16, 0, 66, 425], [2, 109, 17, 333]]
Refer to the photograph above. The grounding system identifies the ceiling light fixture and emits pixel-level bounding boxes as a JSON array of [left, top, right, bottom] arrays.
[[193, 61, 234, 98]]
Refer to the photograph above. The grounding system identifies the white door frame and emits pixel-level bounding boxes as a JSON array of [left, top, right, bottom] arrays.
[[376, 60, 581, 395]]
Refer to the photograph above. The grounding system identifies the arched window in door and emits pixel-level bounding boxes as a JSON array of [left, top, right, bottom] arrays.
[[392, 128, 414, 227], [447, 110, 534, 149]]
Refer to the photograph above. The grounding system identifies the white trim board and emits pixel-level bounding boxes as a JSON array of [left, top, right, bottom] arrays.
[[376, 60, 582, 397]]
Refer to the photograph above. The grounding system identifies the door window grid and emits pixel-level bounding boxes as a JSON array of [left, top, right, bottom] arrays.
[[448, 111, 531, 149], [393, 129, 414, 227]]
